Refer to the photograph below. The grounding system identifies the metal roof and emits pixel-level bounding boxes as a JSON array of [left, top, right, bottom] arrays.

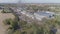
[[35, 11, 54, 17]]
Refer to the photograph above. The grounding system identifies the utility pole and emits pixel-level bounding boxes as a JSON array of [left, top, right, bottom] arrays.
[[17, 0, 22, 7], [18, 0, 21, 4]]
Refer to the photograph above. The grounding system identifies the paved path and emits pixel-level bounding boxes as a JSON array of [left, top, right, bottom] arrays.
[[57, 29, 60, 34]]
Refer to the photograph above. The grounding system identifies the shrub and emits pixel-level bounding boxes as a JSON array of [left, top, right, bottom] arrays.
[[3, 18, 12, 25]]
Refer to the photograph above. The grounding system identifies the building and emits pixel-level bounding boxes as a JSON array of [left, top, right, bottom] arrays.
[[34, 11, 55, 20]]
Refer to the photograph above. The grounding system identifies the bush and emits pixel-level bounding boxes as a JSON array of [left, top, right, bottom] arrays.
[[1, 8, 12, 13], [13, 30, 21, 34], [3, 18, 12, 25]]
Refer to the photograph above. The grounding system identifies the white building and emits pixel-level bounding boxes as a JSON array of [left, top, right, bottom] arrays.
[[34, 11, 55, 21]]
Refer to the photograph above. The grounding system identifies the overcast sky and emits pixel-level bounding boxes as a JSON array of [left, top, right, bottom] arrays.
[[0, 0, 19, 3], [21, 0, 60, 3], [0, 0, 60, 3]]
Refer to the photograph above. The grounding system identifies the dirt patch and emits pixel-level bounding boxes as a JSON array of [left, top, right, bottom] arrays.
[[0, 12, 15, 34]]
